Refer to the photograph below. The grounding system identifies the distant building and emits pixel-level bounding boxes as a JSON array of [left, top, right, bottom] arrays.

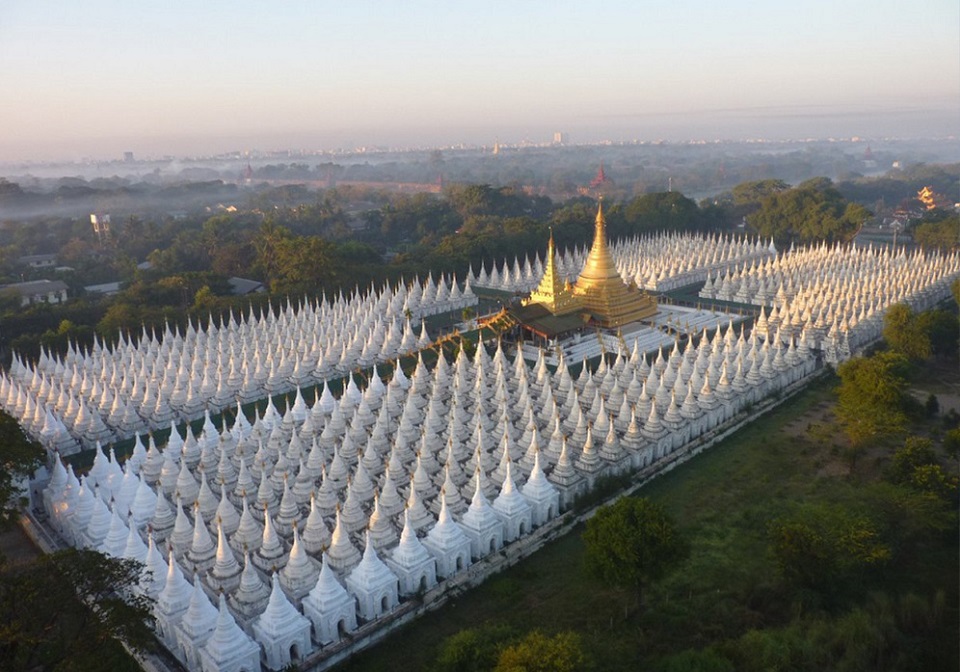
[[17, 254, 57, 269], [84, 281, 122, 296], [579, 162, 615, 195], [90, 214, 111, 245], [228, 277, 265, 295], [124, 151, 135, 163], [553, 131, 568, 145], [1, 279, 68, 307]]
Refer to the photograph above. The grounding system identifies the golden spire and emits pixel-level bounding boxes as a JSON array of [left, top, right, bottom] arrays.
[[577, 198, 619, 286], [523, 226, 581, 315], [573, 199, 657, 327]]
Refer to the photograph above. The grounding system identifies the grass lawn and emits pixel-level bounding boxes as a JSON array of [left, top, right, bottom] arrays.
[[338, 372, 959, 671]]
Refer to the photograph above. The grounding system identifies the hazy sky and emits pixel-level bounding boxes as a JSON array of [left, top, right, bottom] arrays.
[[1, 0, 957, 161]]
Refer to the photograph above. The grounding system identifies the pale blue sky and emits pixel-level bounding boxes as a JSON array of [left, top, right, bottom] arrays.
[[1, 0, 957, 160]]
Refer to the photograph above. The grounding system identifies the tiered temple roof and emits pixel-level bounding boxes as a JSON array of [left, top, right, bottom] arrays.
[[518, 202, 657, 332], [571, 201, 657, 328]]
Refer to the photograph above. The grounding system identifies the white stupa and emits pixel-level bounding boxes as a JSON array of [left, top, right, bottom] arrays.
[[385, 510, 438, 597], [422, 495, 472, 580], [198, 593, 263, 672], [174, 574, 219, 670], [302, 553, 358, 647], [519, 450, 560, 527], [459, 470, 504, 560], [252, 573, 312, 671], [492, 459, 533, 542]]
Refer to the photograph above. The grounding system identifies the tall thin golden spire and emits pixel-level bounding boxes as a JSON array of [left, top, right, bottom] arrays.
[[576, 199, 619, 286]]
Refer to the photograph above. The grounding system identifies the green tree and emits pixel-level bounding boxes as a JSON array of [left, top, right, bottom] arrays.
[[912, 210, 959, 251], [0, 287, 21, 313], [192, 285, 219, 315], [731, 179, 789, 206], [768, 504, 890, 592], [908, 464, 959, 502], [436, 623, 514, 672], [494, 630, 588, 672], [917, 309, 959, 360], [622, 191, 701, 234], [252, 218, 292, 286], [0, 548, 153, 670], [271, 235, 337, 295], [886, 437, 937, 484], [863, 482, 956, 559], [0, 411, 44, 530], [882, 303, 931, 360], [835, 352, 910, 450], [943, 428, 960, 460], [746, 178, 869, 244], [654, 648, 736, 672], [96, 302, 142, 341], [582, 496, 689, 613]]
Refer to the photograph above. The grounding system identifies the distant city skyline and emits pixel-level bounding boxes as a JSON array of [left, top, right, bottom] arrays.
[[1, 0, 957, 161]]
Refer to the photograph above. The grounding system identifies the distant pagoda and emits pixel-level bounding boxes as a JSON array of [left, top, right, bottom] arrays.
[[589, 161, 610, 188]]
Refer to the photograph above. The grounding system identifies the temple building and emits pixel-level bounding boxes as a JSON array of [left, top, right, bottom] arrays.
[[510, 200, 657, 341]]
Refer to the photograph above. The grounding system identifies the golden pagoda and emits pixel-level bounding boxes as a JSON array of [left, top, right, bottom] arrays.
[[522, 229, 582, 315], [572, 200, 657, 328]]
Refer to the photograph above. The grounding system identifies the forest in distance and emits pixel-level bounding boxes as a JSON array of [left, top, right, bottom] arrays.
[[0, 158, 957, 364]]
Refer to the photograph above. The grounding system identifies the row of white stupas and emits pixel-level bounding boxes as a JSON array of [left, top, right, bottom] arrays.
[[42, 329, 816, 672], [472, 232, 775, 293], [700, 242, 960, 363], [1, 275, 478, 453]]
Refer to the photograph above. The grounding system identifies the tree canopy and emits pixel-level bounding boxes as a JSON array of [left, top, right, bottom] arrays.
[[883, 303, 932, 361], [883, 304, 959, 363], [0, 410, 44, 530], [746, 178, 870, 244], [0, 548, 152, 671], [494, 630, 589, 672], [912, 209, 959, 251], [835, 352, 910, 448], [767, 503, 891, 592], [731, 179, 789, 206], [619, 191, 704, 235], [582, 496, 688, 610]]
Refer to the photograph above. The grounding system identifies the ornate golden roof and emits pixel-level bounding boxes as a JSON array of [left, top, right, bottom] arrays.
[[522, 229, 582, 316], [572, 201, 657, 328], [522, 201, 656, 330]]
